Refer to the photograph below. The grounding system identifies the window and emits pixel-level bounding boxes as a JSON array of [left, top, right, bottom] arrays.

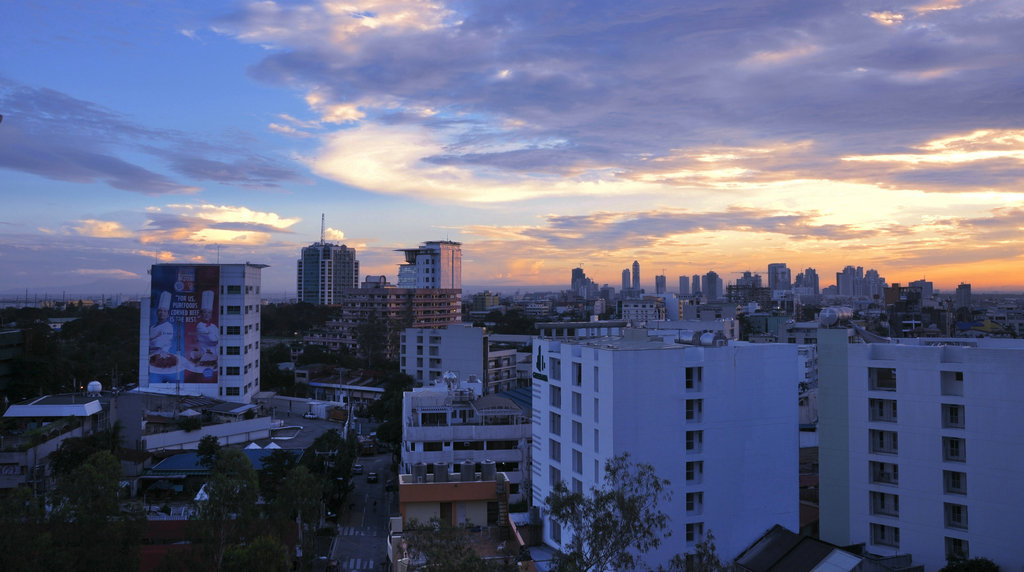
[[572, 421, 583, 445], [686, 522, 704, 543], [870, 461, 899, 485], [549, 467, 561, 488], [870, 491, 900, 516], [686, 492, 703, 515], [226, 285, 242, 294], [944, 470, 967, 495], [869, 367, 897, 391], [572, 392, 582, 416], [225, 305, 241, 315], [572, 450, 583, 474], [226, 346, 240, 355], [550, 358, 561, 381], [226, 326, 241, 335], [593, 366, 599, 392], [572, 362, 582, 386], [550, 519, 561, 543], [869, 429, 899, 454], [943, 437, 966, 462], [423, 442, 443, 452], [945, 503, 968, 529], [686, 399, 703, 422], [550, 412, 561, 436], [225, 387, 240, 396], [686, 461, 703, 484], [945, 537, 969, 560], [593, 398, 599, 422], [869, 398, 898, 422], [685, 366, 703, 391], [550, 386, 562, 408], [941, 371, 964, 396], [225, 366, 240, 376], [942, 404, 965, 428], [549, 439, 561, 462], [594, 429, 599, 453], [686, 430, 703, 453], [572, 478, 583, 494], [870, 523, 900, 547]]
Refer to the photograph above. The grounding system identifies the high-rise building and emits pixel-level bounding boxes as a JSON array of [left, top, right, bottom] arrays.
[[955, 283, 972, 309], [736, 271, 762, 288], [396, 240, 462, 290], [532, 334, 798, 565], [632, 260, 640, 291], [702, 270, 723, 301], [679, 275, 690, 296], [909, 279, 934, 300], [767, 263, 792, 291], [621, 269, 631, 293], [818, 330, 1024, 570], [140, 263, 264, 403], [655, 274, 667, 295], [297, 241, 359, 305], [795, 267, 820, 295], [692, 275, 700, 296]]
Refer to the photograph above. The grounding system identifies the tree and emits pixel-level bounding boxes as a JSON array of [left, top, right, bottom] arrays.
[[545, 453, 673, 572], [674, 529, 727, 572], [221, 535, 291, 572], [197, 434, 221, 469], [259, 448, 300, 503], [940, 556, 1001, 572], [194, 448, 260, 569], [402, 519, 518, 572]]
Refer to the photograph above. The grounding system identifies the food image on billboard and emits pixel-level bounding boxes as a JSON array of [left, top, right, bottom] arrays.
[[149, 265, 219, 384]]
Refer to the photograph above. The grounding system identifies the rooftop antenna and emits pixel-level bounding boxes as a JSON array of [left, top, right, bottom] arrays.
[[320, 213, 326, 245]]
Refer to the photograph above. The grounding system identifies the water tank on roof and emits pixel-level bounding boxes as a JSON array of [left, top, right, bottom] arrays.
[[434, 462, 448, 483], [460, 460, 475, 482], [699, 332, 727, 347], [413, 462, 428, 483], [481, 459, 497, 481], [86, 381, 102, 395], [819, 307, 854, 327]]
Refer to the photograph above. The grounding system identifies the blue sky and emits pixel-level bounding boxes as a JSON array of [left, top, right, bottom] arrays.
[[3, 0, 1024, 296]]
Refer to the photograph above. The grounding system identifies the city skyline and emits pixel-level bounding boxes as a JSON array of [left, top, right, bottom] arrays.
[[3, 2, 1024, 295]]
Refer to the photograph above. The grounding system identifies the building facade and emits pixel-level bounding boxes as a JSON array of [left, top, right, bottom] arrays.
[[531, 332, 798, 564], [396, 241, 462, 290], [399, 325, 518, 393], [139, 263, 264, 403], [296, 241, 359, 305], [818, 331, 1024, 570]]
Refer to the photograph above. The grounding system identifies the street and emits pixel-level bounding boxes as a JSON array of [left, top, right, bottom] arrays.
[[329, 450, 397, 571]]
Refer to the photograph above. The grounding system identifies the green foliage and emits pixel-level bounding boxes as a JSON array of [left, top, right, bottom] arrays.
[[402, 519, 518, 572], [259, 302, 331, 338], [941, 556, 1001, 572], [48, 421, 125, 476], [545, 453, 673, 572], [221, 535, 292, 572], [258, 449, 301, 503], [177, 416, 202, 432], [194, 448, 261, 569], [673, 529, 727, 572], [302, 429, 358, 511], [476, 309, 536, 335], [368, 371, 415, 450], [197, 434, 221, 468]]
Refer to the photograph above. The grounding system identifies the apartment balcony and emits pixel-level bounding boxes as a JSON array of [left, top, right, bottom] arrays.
[[404, 424, 530, 443]]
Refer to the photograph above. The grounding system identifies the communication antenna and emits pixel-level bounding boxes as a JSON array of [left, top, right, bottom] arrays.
[[320, 213, 326, 245]]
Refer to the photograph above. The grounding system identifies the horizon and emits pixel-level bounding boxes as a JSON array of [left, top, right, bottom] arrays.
[[4, 3, 1024, 297]]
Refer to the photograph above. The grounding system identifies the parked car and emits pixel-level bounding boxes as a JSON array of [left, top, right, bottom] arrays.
[[303, 411, 317, 419], [367, 472, 379, 483], [352, 464, 364, 475]]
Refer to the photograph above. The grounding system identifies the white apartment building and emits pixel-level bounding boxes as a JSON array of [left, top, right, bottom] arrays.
[[401, 375, 531, 502], [818, 330, 1024, 570], [400, 325, 519, 393], [620, 298, 666, 326], [139, 263, 264, 404], [395, 240, 462, 290], [531, 330, 799, 565]]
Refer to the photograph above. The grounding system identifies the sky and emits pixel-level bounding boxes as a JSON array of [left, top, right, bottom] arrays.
[[2, 0, 1024, 297]]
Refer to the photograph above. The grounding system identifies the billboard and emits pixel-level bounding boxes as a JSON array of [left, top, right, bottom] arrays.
[[148, 265, 219, 384]]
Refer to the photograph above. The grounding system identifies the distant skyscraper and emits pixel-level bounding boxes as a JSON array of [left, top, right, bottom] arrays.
[[767, 263, 792, 291], [297, 241, 359, 305], [621, 269, 631, 292], [655, 274, 666, 295], [702, 270, 723, 301], [909, 279, 933, 300], [692, 274, 700, 296], [679, 275, 690, 296], [736, 271, 762, 288], [955, 283, 972, 309], [795, 267, 820, 295], [632, 260, 640, 291], [396, 240, 462, 289]]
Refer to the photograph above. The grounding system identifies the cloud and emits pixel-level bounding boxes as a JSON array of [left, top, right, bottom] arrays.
[[70, 268, 140, 279], [0, 81, 302, 194], [70, 220, 134, 239], [141, 203, 300, 245]]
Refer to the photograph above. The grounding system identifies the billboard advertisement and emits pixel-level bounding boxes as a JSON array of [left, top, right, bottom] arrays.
[[148, 265, 219, 384]]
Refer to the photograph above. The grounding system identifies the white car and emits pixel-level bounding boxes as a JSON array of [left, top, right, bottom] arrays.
[[303, 411, 317, 419]]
